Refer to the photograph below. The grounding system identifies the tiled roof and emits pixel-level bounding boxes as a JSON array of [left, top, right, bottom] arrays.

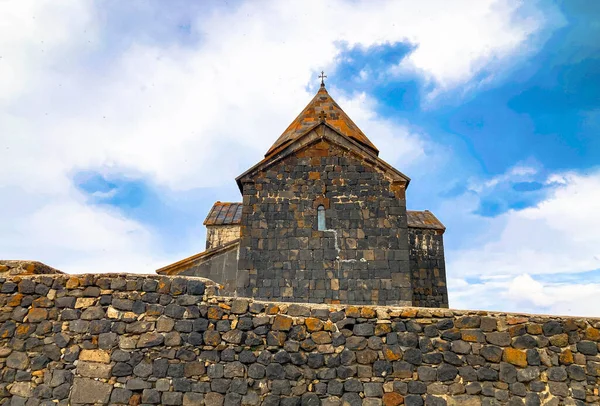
[[203, 202, 243, 226], [407, 210, 445, 231], [264, 85, 379, 158]]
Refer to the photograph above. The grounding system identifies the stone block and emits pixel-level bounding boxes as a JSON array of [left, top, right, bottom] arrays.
[[77, 361, 112, 379], [79, 349, 110, 364], [70, 378, 112, 404]]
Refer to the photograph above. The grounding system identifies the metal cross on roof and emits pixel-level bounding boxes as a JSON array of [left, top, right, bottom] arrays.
[[319, 71, 327, 86]]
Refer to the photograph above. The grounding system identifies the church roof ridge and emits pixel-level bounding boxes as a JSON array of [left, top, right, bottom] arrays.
[[264, 85, 379, 158]]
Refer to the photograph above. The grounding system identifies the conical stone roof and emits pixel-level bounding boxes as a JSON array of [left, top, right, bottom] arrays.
[[265, 85, 379, 158]]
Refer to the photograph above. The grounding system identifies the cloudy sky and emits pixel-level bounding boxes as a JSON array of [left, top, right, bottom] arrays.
[[1, 1, 599, 316]]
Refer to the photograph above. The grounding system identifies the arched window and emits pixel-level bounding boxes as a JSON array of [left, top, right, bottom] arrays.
[[317, 205, 326, 231]]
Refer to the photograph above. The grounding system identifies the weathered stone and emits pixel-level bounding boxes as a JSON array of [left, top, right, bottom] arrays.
[[383, 345, 403, 361], [201, 330, 220, 346], [486, 332, 511, 346], [137, 332, 164, 348], [127, 378, 152, 390], [566, 364, 586, 381], [542, 321, 563, 336], [9, 382, 32, 398], [346, 336, 367, 350], [132, 360, 153, 378], [305, 317, 324, 332], [272, 315, 293, 331], [503, 348, 527, 368], [437, 364, 458, 382], [27, 308, 48, 323], [546, 366, 567, 382], [224, 361, 245, 378], [548, 381, 568, 397], [110, 388, 133, 404], [576, 340, 598, 355], [231, 299, 249, 314], [513, 335, 537, 349], [312, 331, 332, 344], [248, 363, 265, 379], [112, 362, 134, 376], [404, 348, 423, 365], [79, 349, 111, 363], [223, 329, 244, 344], [479, 345, 502, 362], [97, 332, 118, 349], [6, 351, 29, 369], [77, 361, 112, 379], [585, 327, 600, 341], [499, 362, 517, 384], [383, 392, 404, 406], [549, 333, 569, 347], [354, 323, 375, 336], [186, 279, 205, 295], [517, 367, 539, 382], [70, 378, 112, 404], [156, 315, 175, 332], [162, 391, 184, 405]]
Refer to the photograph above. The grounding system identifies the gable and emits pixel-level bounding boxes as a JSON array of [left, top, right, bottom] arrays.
[[237, 124, 410, 192]]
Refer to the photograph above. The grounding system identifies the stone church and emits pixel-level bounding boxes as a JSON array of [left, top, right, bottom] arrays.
[[157, 80, 448, 308]]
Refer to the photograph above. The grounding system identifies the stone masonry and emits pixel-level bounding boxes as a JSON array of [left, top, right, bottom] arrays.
[[408, 228, 448, 308], [0, 261, 63, 277], [237, 138, 411, 306], [206, 225, 241, 250], [1, 272, 599, 405]]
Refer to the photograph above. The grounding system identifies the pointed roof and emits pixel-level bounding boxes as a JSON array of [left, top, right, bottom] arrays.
[[265, 84, 379, 158]]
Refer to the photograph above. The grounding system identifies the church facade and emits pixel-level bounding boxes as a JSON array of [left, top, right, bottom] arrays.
[[157, 82, 448, 308]]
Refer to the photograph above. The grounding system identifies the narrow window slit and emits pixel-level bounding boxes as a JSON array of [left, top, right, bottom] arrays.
[[317, 205, 326, 231]]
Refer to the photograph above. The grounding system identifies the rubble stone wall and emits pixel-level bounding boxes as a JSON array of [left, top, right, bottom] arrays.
[[1, 273, 599, 406], [0, 261, 63, 276]]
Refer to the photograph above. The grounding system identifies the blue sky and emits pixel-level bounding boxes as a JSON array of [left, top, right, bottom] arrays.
[[1, 0, 599, 316]]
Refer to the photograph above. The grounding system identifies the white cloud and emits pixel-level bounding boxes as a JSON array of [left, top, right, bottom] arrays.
[[0, 186, 165, 273], [448, 169, 600, 278], [449, 273, 600, 317], [0, 1, 94, 104], [444, 169, 600, 316], [0, 0, 554, 275], [394, 0, 546, 92]]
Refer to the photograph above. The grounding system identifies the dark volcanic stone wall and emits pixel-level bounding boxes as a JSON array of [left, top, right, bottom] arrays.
[[238, 140, 411, 305], [1, 273, 600, 406], [408, 228, 448, 308], [179, 246, 239, 295]]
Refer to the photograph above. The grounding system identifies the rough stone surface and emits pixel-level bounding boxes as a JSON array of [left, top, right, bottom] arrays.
[[70, 377, 113, 404], [236, 135, 435, 307], [0, 273, 598, 405]]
